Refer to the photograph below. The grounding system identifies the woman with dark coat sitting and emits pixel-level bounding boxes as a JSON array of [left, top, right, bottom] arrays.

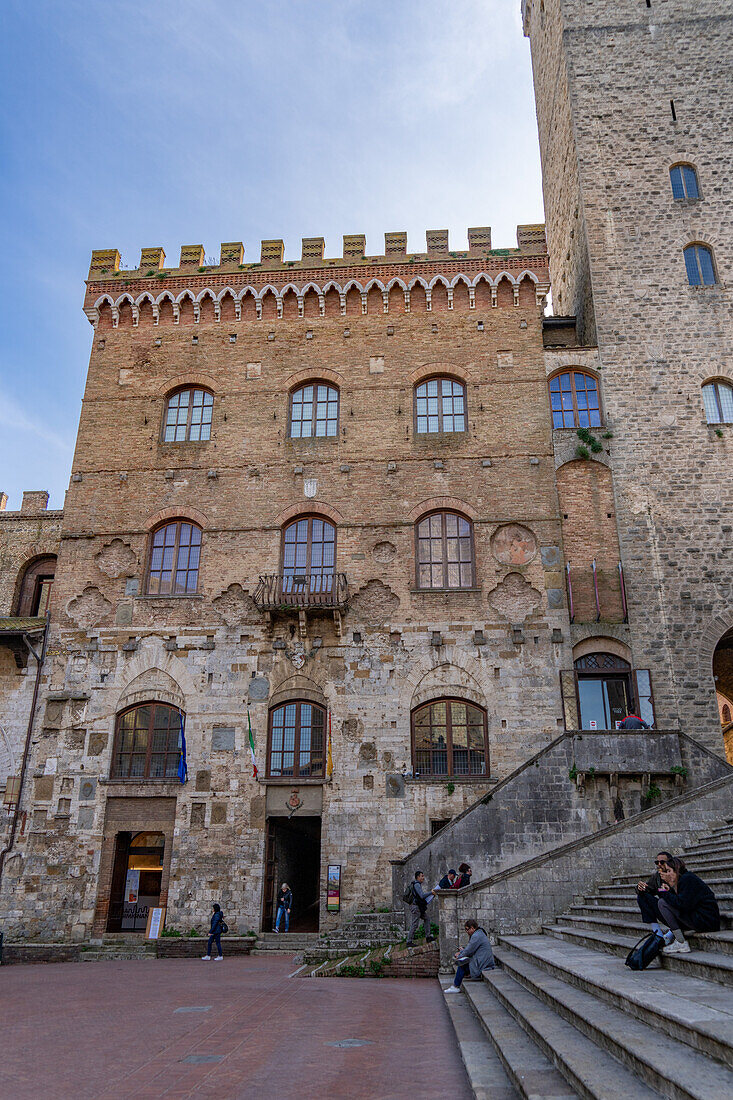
[[444, 919, 495, 993], [637, 852, 720, 955]]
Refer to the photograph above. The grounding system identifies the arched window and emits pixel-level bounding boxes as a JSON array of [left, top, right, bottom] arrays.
[[112, 702, 183, 780], [147, 521, 202, 594], [412, 699, 488, 777], [416, 511, 474, 590], [289, 383, 339, 438], [268, 701, 325, 778], [16, 555, 56, 616], [702, 380, 733, 424], [684, 244, 717, 286], [549, 371, 602, 429], [282, 516, 336, 595], [723, 704, 732, 726], [670, 164, 699, 201], [414, 377, 467, 434], [163, 387, 213, 442]]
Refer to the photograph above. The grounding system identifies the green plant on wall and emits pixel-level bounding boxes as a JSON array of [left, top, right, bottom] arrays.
[[568, 764, 578, 781], [643, 784, 662, 805], [446, 781, 455, 795], [575, 427, 604, 458]]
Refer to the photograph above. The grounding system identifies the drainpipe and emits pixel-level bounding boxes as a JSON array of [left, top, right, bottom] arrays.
[[0, 616, 49, 893]]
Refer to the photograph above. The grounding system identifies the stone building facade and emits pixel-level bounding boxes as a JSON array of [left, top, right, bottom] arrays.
[[0, 0, 730, 943], [523, 0, 733, 748]]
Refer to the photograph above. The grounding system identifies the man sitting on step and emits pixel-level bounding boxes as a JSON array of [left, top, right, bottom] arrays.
[[637, 852, 720, 954], [444, 919, 495, 993]]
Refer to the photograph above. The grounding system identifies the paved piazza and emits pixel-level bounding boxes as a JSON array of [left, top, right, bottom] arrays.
[[1, 955, 471, 1099]]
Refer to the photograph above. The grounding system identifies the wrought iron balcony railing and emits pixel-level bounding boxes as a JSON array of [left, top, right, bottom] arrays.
[[253, 573, 348, 612]]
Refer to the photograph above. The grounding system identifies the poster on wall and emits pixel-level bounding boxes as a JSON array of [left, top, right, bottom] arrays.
[[146, 907, 166, 939], [326, 864, 341, 912], [125, 869, 140, 903]]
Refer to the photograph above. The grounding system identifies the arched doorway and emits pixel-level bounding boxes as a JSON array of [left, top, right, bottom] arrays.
[[15, 555, 56, 616], [574, 653, 633, 730], [713, 628, 733, 763], [106, 831, 165, 932]]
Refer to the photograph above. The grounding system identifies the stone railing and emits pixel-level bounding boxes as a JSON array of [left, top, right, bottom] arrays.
[[391, 729, 732, 910]]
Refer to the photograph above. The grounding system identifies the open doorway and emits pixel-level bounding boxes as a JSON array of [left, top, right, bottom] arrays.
[[713, 627, 733, 763], [262, 816, 321, 933], [106, 831, 165, 932]]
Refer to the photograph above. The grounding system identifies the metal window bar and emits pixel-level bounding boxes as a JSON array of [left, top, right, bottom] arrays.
[[566, 562, 574, 623]]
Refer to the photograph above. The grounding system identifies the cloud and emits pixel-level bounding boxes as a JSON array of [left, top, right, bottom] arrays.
[[0, 391, 74, 454]]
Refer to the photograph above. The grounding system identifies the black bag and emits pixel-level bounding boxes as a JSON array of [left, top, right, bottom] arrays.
[[625, 931, 664, 970], [403, 884, 415, 904], [220, 921, 229, 934]]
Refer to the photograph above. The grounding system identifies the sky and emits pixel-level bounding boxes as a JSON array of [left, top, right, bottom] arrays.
[[0, 0, 544, 510]]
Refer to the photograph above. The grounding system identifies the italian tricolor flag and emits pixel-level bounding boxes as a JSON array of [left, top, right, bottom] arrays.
[[248, 710, 258, 778]]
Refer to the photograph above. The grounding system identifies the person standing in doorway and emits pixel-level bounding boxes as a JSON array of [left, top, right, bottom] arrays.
[[619, 712, 650, 729], [201, 903, 225, 961], [274, 882, 292, 933], [406, 870, 434, 947]]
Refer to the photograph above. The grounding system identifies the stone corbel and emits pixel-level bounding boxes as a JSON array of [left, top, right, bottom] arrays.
[[447, 288, 454, 310], [425, 288, 432, 311], [339, 292, 346, 316], [491, 286, 498, 308], [111, 306, 120, 328], [468, 288, 475, 309], [299, 610, 307, 638], [255, 299, 262, 320], [172, 303, 180, 324], [131, 305, 139, 327], [318, 293, 325, 317], [333, 609, 342, 637], [152, 303, 160, 325], [235, 300, 242, 321], [84, 308, 99, 328], [276, 298, 283, 319], [297, 296, 304, 318], [536, 284, 549, 307], [214, 301, 221, 321], [360, 291, 368, 315], [193, 303, 200, 323], [382, 289, 389, 313], [513, 285, 520, 306], [404, 290, 411, 313]]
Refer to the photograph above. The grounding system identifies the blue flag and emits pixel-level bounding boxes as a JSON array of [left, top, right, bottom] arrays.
[[177, 711, 188, 784]]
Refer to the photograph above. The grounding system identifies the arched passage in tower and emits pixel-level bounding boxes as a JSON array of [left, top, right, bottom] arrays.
[[713, 628, 733, 764]]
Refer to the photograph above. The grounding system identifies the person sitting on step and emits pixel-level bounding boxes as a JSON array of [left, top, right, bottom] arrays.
[[637, 852, 720, 953], [444, 919, 495, 993]]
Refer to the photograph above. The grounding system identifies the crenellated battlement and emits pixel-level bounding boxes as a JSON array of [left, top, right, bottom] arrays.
[[84, 225, 549, 328]]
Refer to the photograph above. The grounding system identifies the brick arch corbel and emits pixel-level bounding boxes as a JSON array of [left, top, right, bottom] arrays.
[[267, 670, 330, 710], [409, 363, 471, 386], [699, 610, 733, 681], [112, 648, 197, 713], [701, 369, 733, 387], [158, 372, 218, 396], [146, 506, 209, 530], [272, 500, 345, 528], [407, 496, 478, 523], [405, 647, 491, 711], [572, 636, 632, 664], [286, 366, 345, 391]]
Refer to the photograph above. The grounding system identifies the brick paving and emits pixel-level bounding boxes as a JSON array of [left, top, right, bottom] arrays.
[[0, 955, 472, 1099]]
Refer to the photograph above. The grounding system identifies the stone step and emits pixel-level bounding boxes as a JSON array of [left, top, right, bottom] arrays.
[[683, 842, 733, 858], [477, 968, 661, 1099], [499, 935, 733, 1070], [554, 912, 733, 955], [569, 903, 733, 933], [459, 979, 578, 1099], [612, 859, 733, 883], [493, 944, 733, 1098], [543, 924, 733, 987], [704, 826, 733, 839], [440, 980, 520, 1099], [596, 880, 733, 897], [584, 892, 733, 908]]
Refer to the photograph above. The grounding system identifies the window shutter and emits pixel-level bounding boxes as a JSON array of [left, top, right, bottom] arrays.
[[559, 670, 579, 729], [633, 670, 656, 727]]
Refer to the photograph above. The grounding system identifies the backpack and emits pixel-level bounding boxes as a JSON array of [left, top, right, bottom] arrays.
[[220, 921, 229, 935], [625, 931, 664, 970], [403, 883, 415, 904]]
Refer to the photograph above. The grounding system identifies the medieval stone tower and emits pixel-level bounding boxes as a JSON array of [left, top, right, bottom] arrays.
[[523, 0, 733, 750]]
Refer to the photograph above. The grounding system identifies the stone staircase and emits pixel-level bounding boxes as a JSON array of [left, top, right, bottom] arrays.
[[444, 816, 733, 1097], [82, 937, 157, 962], [250, 932, 320, 956], [304, 910, 407, 962]]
